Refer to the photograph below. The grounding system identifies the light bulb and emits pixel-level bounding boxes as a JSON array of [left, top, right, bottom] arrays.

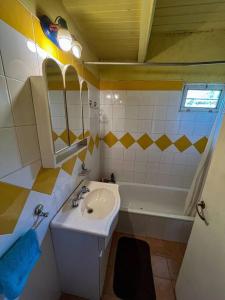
[[72, 40, 82, 58], [57, 28, 72, 51]]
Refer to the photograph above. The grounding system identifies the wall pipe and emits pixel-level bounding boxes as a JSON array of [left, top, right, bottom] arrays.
[[84, 60, 225, 66]]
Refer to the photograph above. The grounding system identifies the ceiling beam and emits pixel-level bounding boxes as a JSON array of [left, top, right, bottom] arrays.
[[138, 0, 156, 62]]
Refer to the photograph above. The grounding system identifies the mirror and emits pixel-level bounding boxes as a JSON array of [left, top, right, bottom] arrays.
[[45, 59, 69, 153], [81, 81, 90, 138], [65, 66, 83, 144]]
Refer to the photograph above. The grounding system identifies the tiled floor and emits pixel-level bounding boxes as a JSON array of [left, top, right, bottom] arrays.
[[61, 231, 186, 300]]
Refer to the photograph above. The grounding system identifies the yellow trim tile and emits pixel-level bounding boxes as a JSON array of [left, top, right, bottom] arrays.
[[88, 136, 94, 154], [60, 130, 70, 144], [78, 149, 87, 162], [32, 167, 60, 195], [32, 17, 59, 60], [62, 155, 77, 175], [69, 130, 77, 144], [0, 182, 30, 235], [104, 132, 118, 148], [100, 80, 183, 91], [52, 130, 58, 142], [194, 137, 208, 154], [155, 135, 172, 151], [137, 133, 153, 150], [120, 133, 135, 149], [175, 135, 192, 152], [0, 0, 34, 40]]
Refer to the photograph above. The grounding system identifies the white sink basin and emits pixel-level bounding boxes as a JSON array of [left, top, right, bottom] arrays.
[[51, 181, 120, 237], [82, 188, 115, 219]]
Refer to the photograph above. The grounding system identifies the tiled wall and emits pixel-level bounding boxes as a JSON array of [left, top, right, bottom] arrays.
[[0, 14, 100, 260], [100, 90, 216, 188]]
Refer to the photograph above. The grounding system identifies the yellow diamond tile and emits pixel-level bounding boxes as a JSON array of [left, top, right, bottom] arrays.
[[0, 182, 30, 235], [69, 130, 77, 144], [60, 129, 69, 144], [62, 155, 77, 175], [78, 132, 83, 140], [84, 130, 90, 138], [137, 133, 153, 150], [155, 135, 172, 151], [32, 167, 60, 195], [95, 134, 100, 148], [104, 132, 118, 148], [52, 131, 58, 142], [194, 137, 208, 154], [78, 149, 87, 162], [88, 136, 94, 154], [120, 133, 135, 149], [174, 135, 192, 152]]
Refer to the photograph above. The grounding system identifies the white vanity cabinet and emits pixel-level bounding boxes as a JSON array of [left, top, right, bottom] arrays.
[[51, 216, 118, 300], [50, 181, 120, 300]]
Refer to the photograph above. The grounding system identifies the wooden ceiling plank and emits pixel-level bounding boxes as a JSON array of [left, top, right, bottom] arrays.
[[155, 3, 225, 17], [138, 0, 156, 62]]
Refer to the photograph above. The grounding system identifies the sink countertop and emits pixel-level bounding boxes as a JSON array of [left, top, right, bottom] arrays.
[[51, 181, 120, 237]]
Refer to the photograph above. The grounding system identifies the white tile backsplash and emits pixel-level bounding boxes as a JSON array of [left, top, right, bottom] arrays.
[[0, 127, 22, 178], [7, 78, 36, 126], [100, 89, 216, 188], [16, 125, 40, 165], [0, 75, 13, 127], [0, 20, 39, 81]]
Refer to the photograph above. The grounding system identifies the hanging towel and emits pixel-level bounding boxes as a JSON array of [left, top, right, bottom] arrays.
[[0, 229, 41, 300]]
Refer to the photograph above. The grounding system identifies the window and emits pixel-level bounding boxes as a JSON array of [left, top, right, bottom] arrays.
[[180, 84, 225, 112]]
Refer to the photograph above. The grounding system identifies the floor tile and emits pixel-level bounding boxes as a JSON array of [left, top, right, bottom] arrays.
[[154, 277, 176, 300], [167, 258, 181, 280], [151, 256, 170, 279], [62, 232, 185, 300]]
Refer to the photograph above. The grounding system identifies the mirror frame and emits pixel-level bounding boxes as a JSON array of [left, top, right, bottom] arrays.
[[80, 80, 90, 139], [43, 58, 70, 154]]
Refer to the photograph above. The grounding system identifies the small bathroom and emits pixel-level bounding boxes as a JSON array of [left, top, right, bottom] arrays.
[[1, 1, 225, 300]]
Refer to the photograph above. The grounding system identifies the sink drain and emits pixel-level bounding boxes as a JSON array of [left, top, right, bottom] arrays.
[[87, 208, 93, 214]]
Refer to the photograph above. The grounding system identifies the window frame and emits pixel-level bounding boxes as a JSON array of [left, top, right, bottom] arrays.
[[180, 83, 225, 112]]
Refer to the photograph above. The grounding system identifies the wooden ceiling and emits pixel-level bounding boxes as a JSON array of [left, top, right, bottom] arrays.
[[153, 0, 225, 33], [62, 0, 225, 62]]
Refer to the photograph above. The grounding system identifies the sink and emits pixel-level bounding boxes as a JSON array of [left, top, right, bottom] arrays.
[[51, 181, 120, 237], [81, 188, 115, 219]]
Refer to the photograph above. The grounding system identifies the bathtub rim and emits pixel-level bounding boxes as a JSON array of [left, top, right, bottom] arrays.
[[118, 181, 189, 193], [118, 181, 194, 222]]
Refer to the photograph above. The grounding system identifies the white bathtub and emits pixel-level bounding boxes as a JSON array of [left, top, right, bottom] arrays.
[[117, 182, 194, 243]]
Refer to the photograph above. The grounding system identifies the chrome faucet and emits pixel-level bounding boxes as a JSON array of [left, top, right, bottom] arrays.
[[72, 185, 90, 208], [79, 162, 90, 176]]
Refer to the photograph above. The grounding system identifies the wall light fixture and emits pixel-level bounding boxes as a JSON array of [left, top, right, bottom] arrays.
[[39, 15, 82, 58]]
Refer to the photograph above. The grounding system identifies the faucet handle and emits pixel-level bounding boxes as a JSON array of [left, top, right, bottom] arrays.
[[81, 186, 90, 193]]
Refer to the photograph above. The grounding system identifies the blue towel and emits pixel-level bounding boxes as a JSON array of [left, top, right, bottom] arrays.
[[0, 229, 41, 300]]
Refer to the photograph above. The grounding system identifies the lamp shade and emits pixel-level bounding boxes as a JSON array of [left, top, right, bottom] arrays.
[[57, 28, 72, 51], [72, 40, 82, 58]]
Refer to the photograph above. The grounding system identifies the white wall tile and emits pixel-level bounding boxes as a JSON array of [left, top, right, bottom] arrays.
[[125, 106, 138, 119], [138, 106, 153, 120], [153, 106, 167, 120], [0, 52, 4, 75], [0, 21, 39, 81], [7, 78, 36, 126], [16, 125, 40, 165], [1, 160, 41, 189], [152, 120, 165, 134], [0, 75, 13, 127], [0, 127, 22, 178], [100, 89, 215, 188], [113, 105, 125, 118]]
